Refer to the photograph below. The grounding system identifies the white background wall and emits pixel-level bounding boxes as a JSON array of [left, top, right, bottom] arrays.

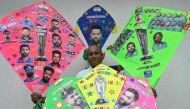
[[0, 0, 190, 109]]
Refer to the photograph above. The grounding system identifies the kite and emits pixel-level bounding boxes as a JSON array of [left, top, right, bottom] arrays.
[[44, 77, 89, 109], [0, 1, 85, 93], [106, 6, 190, 88], [77, 64, 126, 109], [77, 5, 115, 48], [115, 78, 157, 109]]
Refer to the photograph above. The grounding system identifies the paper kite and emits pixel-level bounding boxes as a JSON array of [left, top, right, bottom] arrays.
[[115, 77, 157, 109], [44, 77, 89, 109], [77, 5, 115, 48], [0, 1, 85, 93], [106, 6, 190, 88], [77, 64, 126, 109]]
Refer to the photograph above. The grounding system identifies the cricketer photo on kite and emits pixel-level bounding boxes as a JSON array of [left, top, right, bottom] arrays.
[[115, 78, 157, 109], [77, 5, 115, 48], [44, 77, 89, 109]]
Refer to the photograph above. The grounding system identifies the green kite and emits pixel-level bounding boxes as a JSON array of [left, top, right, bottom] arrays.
[[107, 6, 190, 88]]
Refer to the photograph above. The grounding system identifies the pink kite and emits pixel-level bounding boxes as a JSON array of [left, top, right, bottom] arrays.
[[0, 1, 85, 93], [115, 78, 157, 109]]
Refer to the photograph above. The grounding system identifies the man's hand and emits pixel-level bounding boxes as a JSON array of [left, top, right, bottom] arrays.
[[31, 92, 46, 104], [117, 65, 124, 72], [106, 45, 113, 50], [151, 88, 157, 98]]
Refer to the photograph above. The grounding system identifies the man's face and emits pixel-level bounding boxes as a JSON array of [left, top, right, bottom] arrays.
[[165, 21, 171, 27], [136, 14, 142, 21], [127, 44, 135, 53], [52, 53, 61, 63], [161, 13, 166, 17], [151, 20, 156, 25], [90, 29, 102, 43], [25, 17, 30, 22], [96, 75, 104, 82], [51, 21, 59, 30], [25, 66, 34, 78], [20, 47, 30, 57], [178, 21, 183, 26], [26, 72, 34, 78], [121, 37, 125, 43], [87, 45, 104, 68], [52, 35, 62, 47], [154, 34, 162, 43], [42, 70, 53, 83], [156, 13, 161, 17], [68, 36, 76, 46], [167, 13, 171, 18], [156, 21, 160, 25], [22, 29, 30, 38], [160, 21, 165, 26], [118, 91, 135, 106], [171, 21, 177, 26], [172, 14, 177, 18], [65, 90, 83, 106], [3, 32, 10, 40], [39, 13, 44, 18]]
